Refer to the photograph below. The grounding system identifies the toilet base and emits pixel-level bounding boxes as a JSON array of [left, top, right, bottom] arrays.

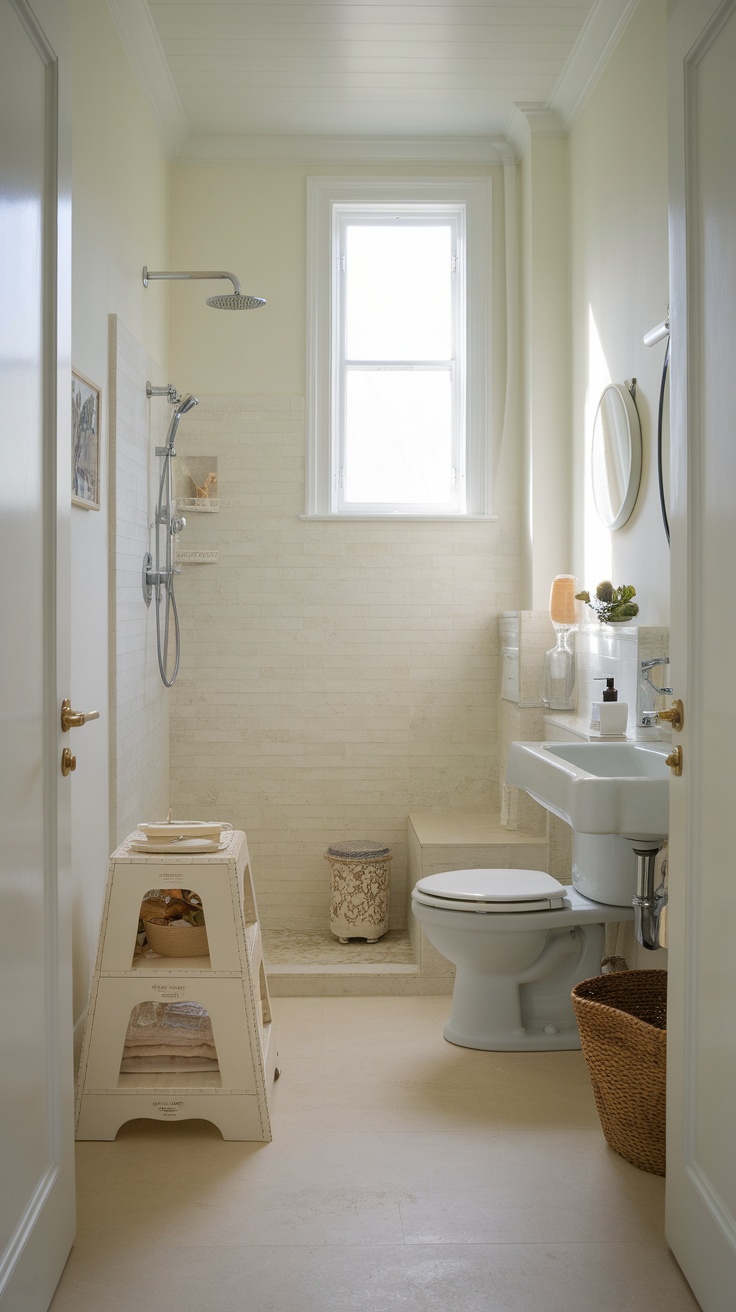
[[443, 1020, 581, 1051], [440, 930, 600, 1051]]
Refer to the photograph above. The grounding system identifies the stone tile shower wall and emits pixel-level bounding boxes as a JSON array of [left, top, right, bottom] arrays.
[[169, 395, 520, 932], [108, 316, 169, 844]]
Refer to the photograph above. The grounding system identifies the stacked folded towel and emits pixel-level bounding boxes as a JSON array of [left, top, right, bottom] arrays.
[[120, 1000, 219, 1074]]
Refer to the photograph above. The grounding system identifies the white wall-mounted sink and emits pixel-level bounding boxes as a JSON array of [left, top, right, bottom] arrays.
[[507, 741, 670, 839]]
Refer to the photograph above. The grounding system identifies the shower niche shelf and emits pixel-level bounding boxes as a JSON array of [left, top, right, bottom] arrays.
[[75, 829, 278, 1141], [176, 454, 219, 510]]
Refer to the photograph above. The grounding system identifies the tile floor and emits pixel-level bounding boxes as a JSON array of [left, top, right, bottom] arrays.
[[51, 996, 700, 1312], [262, 927, 415, 966]]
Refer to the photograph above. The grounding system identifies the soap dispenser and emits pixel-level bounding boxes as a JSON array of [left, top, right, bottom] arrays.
[[592, 677, 628, 737]]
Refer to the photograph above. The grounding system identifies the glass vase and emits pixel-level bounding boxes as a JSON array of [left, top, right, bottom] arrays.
[[542, 626, 576, 710]]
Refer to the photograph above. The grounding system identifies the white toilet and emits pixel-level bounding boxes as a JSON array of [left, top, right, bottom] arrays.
[[411, 867, 633, 1051]]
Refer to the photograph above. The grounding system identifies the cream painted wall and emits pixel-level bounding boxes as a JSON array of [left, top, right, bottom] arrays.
[[519, 131, 572, 610], [168, 161, 510, 443], [166, 160, 522, 930], [569, 0, 670, 625], [69, 0, 169, 1046], [567, 0, 670, 967]]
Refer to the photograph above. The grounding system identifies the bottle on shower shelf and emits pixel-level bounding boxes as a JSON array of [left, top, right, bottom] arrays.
[[542, 574, 578, 711]]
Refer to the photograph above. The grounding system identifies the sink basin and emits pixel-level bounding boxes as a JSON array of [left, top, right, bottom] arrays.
[[506, 741, 670, 838]]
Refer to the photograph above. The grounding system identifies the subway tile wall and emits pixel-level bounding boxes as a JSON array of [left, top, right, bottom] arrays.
[[108, 317, 169, 845], [168, 395, 520, 931]]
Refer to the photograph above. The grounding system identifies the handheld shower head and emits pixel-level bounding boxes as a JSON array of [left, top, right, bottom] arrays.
[[143, 267, 266, 311], [165, 393, 199, 448]]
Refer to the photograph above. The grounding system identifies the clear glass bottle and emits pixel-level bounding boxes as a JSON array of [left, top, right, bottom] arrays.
[[542, 626, 576, 710]]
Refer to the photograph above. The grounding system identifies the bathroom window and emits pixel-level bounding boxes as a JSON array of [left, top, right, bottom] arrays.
[[305, 177, 493, 518]]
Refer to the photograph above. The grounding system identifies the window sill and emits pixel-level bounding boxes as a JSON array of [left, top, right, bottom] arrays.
[[299, 513, 498, 522]]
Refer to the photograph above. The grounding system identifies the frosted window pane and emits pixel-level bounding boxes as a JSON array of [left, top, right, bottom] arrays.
[[346, 226, 452, 361], [345, 371, 453, 504]]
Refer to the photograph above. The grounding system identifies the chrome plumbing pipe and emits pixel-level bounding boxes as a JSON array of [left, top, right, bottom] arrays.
[[632, 844, 668, 951]]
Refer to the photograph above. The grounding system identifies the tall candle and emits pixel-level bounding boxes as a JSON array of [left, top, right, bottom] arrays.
[[549, 574, 577, 626]]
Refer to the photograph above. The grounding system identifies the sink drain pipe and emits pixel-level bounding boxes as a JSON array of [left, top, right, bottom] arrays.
[[632, 845, 668, 951]]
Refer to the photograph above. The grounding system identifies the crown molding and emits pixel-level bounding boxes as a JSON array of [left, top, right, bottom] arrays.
[[105, 0, 189, 156], [176, 133, 508, 165], [506, 104, 566, 158], [550, 0, 640, 131]]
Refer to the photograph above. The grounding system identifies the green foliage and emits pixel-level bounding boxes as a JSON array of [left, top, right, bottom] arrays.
[[575, 581, 639, 624]]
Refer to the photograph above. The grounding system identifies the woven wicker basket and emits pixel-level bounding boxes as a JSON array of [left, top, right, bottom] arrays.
[[571, 969, 667, 1176], [144, 918, 209, 958]]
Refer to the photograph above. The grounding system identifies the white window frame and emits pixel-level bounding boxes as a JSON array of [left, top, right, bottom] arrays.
[[305, 177, 493, 519]]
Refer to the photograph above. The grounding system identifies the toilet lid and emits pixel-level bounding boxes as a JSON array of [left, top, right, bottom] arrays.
[[415, 868, 567, 907]]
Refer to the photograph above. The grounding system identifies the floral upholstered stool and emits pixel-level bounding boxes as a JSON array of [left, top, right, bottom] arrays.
[[325, 841, 392, 943]]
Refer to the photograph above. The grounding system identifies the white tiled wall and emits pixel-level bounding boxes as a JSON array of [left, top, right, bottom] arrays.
[[108, 316, 169, 843], [168, 395, 520, 931], [575, 625, 669, 732]]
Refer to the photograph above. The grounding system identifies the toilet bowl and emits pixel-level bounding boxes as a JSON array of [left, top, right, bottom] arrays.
[[411, 868, 633, 1051]]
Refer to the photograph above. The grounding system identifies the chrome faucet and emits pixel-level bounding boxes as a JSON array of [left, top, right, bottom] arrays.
[[638, 657, 673, 727]]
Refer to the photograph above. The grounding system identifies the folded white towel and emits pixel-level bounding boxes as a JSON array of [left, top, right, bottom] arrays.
[[120, 1056, 219, 1073]]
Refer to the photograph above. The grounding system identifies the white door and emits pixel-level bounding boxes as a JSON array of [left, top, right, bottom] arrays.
[[666, 1, 736, 1308], [0, 1, 74, 1309]]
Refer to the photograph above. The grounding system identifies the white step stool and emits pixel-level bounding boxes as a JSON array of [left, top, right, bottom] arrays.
[[76, 829, 279, 1141]]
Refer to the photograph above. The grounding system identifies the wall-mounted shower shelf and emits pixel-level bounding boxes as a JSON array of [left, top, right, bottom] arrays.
[[176, 549, 219, 564], [75, 829, 279, 1141], [177, 497, 220, 513]]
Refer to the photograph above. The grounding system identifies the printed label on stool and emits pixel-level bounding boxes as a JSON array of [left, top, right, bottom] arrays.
[[152, 1100, 183, 1118]]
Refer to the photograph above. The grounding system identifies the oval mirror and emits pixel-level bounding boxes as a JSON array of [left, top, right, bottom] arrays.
[[591, 382, 642, 530]]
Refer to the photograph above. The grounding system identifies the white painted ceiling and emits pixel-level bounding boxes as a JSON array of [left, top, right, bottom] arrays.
[[108, 0, 636, 157]]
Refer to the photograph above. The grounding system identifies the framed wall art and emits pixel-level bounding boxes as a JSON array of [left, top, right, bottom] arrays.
[[71, 369, 101, 510]]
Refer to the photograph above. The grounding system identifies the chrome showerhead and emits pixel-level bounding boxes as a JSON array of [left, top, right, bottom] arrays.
[[206, 292, 266, 310], [175, 393, 199, 417], [164, 393, 199, 449], [143, 267, 265, 311]]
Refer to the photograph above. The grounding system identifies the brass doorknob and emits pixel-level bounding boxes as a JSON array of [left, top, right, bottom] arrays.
[[658, 698, 684, 731], [61, 747, 77, 777], [61, 698, 100, 732], [665, 745, 683, 776]]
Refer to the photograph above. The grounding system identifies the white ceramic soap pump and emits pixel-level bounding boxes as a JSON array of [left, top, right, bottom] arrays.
[[591, 677, 628, 736]]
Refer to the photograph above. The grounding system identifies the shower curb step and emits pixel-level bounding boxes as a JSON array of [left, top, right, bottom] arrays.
[[266, 967, 453, 997]]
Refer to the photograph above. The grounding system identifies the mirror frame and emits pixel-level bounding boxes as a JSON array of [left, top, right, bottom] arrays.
[[591, 382, 642, 530]]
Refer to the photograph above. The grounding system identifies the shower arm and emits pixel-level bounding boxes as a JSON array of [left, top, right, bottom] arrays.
[[142, 267, 242, 295]]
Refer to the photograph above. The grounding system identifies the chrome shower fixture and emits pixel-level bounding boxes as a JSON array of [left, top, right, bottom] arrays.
[[146, 381, 181, 404], [142, 267, 266, 310], [144, 388, 200, 688]]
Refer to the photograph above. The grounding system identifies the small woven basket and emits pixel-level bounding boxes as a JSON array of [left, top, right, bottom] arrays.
[[144, 918, 209, 958], [571, 969, 667, 1176]]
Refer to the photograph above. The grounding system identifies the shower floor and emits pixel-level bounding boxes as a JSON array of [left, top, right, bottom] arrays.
[[262, 927, 415, 967], [260, 927, 451, 997]]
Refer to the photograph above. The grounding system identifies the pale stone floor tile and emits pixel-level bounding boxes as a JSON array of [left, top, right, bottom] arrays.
[[50, 1242, 699, 1312], [51, 998, 701, 1311], [263, 928, 415, 966]]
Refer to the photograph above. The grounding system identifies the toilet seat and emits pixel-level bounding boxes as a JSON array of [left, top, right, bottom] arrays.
[[412, 868, 569, 914]]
